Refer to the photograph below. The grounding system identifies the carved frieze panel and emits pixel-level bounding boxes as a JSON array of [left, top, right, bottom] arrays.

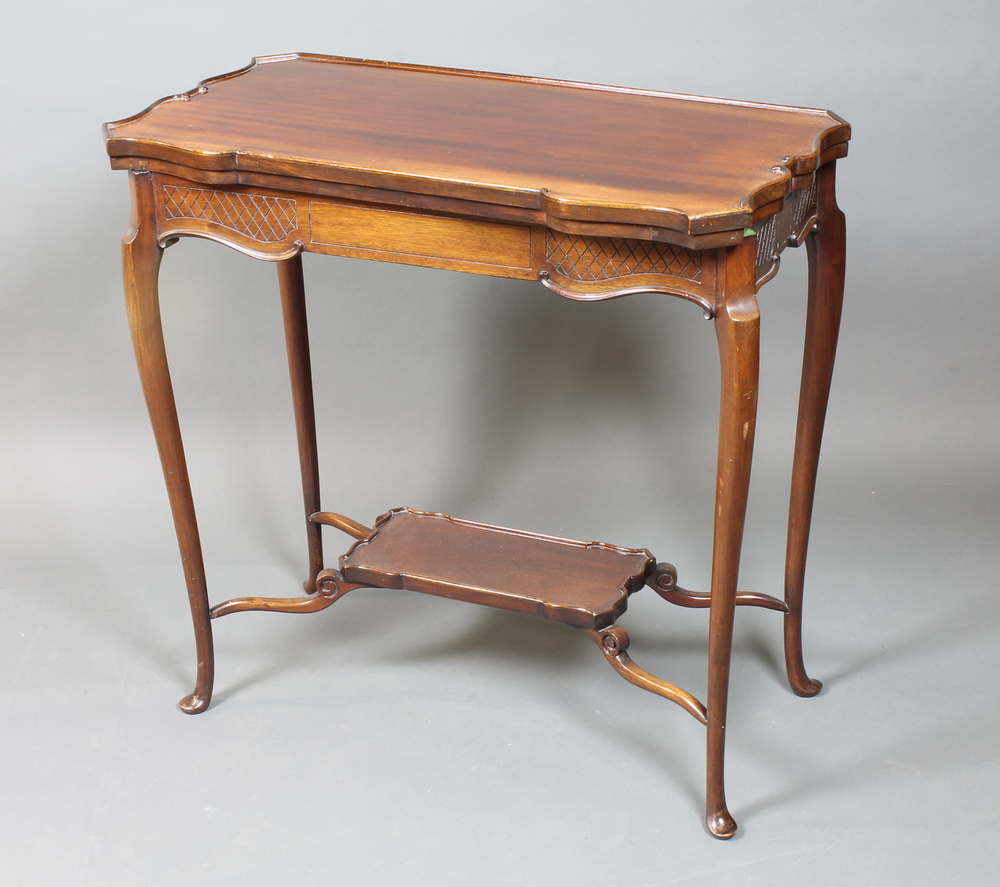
[[161, 185, 298, 243]]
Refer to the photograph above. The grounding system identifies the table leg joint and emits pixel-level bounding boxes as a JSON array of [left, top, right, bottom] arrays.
[[647, 563, 788, 612], [580, 625, 708, 725], [209, 569, 362, 618]]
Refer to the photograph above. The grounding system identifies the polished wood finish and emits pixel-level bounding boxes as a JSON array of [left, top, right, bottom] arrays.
[[338, 507, 653, 629], [106, 55, 850, 838], [784, 160, 846, 696], [277, 255, 324, 593], [707, 239, 761, 838], [582, 625, 708, 725], [122, 171, 213, 714], [310, 201, 534, 270], [105, 54, 848, 241]]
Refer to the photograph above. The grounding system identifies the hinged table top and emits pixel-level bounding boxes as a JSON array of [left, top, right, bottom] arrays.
[[105, 54, 849, 238]]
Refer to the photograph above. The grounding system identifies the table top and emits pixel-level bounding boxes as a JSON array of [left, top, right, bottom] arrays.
[[105, 53, 849, 238]]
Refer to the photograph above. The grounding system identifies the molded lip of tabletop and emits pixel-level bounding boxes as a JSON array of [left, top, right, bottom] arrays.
[[104, 53, 850, 238]]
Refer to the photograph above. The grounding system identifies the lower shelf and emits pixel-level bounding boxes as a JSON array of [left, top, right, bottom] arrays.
[[338, 507, 655, 630], [210, 505, 709, 725]]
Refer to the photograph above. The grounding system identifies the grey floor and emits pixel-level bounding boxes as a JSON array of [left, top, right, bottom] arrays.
[[4, 2, 1000, 884]]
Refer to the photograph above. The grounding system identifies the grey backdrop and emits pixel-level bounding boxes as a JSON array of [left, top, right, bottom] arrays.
[[3, 1, 999, 884]]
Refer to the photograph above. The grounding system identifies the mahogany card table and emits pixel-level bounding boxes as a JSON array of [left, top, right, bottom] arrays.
[[104, 54, 849, 838]]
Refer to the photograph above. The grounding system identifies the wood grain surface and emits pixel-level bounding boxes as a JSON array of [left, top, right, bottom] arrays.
[[106, 54, 849, 237]]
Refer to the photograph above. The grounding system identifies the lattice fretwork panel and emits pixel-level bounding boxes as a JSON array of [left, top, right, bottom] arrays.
[[546, 231, 702, 283], [788, 181, 817, 235], [162, 185, 298, 242], [754, 214, 779, 278]]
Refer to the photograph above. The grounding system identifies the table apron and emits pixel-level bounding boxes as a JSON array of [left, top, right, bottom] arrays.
[[150, 172, 723, 308]]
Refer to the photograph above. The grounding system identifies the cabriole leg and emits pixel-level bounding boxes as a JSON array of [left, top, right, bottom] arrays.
[[277, 255, 324, 592], [783, 160, 846, 697], [122, 171, 214, 714], [706, 240, 760, 839]]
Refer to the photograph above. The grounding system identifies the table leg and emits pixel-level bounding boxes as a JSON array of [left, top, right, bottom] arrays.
[[783, 160, 846, 697], [706, 239, 760, 839], [122, 171, 214, 713], [277, 255, 324, 592]]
